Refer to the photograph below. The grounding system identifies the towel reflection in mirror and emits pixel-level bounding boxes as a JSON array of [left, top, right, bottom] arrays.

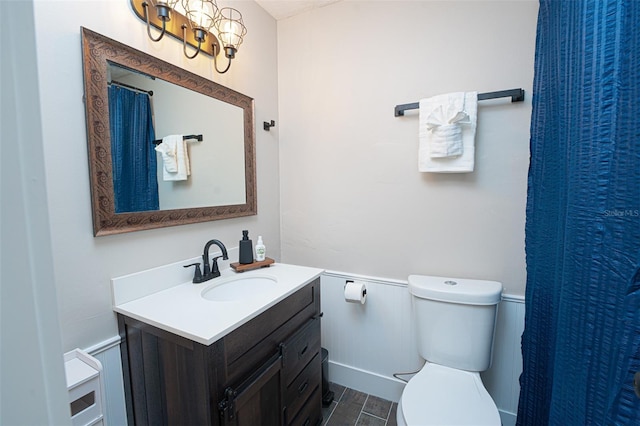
[[155, 135, 191, 181]]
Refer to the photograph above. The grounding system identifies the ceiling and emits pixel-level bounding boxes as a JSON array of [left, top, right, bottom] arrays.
[[254, 0, 342, 20]]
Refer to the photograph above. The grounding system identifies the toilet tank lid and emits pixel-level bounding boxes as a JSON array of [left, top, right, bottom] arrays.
[[408, 275, 502, 305]]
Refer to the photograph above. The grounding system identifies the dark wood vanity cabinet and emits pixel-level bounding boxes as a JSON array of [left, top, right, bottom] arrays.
[[118, 278, 322, 426]]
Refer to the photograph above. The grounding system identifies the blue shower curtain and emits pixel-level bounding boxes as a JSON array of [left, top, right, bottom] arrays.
[[517, 0, 640, 424], [108, 85, 159, 213]]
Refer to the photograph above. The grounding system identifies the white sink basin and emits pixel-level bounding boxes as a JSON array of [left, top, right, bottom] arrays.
[[201, 275, 278, 302]]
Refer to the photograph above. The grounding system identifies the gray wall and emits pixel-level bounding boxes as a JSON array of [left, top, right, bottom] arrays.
[[32, 0, 281, 351], [277, 0, 538, 296]]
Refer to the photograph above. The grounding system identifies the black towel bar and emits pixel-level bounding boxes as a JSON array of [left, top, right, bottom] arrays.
[[152, 134, 203, 145], [394, 88, 525, 117]]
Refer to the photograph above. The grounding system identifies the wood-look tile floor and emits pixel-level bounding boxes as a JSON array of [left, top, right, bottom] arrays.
[[322, 383, 398, 426]]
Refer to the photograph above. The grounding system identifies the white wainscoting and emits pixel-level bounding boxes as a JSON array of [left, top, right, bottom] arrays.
[[84, 336, 128, 426], [321, 272, 524, 426], [482, 294, 525, 426]]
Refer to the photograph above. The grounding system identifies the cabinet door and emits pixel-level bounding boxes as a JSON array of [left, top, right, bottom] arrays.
[[118, 315, 215, 426], [219, 354, 283, 426]]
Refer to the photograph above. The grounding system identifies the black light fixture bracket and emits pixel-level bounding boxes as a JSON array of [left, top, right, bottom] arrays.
[[131, 0, 219, 57]]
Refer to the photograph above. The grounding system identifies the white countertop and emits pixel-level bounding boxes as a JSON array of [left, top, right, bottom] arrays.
[[112, 262, 323, 346]]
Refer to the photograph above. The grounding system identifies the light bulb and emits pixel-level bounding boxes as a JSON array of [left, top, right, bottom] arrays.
[[219, 21, 239, 46], [215, 7, 246, 49], [194, 5, 212, 28], [184, 0, 217, 31]]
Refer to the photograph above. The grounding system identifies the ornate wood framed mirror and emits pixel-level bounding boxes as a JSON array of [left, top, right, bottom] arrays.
[[81, 27, 256, 236]]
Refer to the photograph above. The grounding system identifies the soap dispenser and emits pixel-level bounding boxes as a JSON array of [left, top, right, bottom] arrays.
[[255, 236, 266, 262], [239, 230, 253, 264]]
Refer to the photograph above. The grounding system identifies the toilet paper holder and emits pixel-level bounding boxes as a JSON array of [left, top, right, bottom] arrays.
[[344, 280, 367, 296], [344, 280, 367, 304]]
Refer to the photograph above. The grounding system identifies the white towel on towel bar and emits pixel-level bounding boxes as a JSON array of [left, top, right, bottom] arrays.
[[155, 134, 191, 181], [154, 139, 178, 173], [418, 92, 478, 173]]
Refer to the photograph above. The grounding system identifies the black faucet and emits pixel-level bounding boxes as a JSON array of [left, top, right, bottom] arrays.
[[202, 239, 229, 278], [184, 239, 229, 283]]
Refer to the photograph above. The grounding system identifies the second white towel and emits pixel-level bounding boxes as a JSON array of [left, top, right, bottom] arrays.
[[418, 92, 478, 173], [155, 134, 191, 181]]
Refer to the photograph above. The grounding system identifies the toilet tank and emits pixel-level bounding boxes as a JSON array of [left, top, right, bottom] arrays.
[[408, 275, 502, 372]]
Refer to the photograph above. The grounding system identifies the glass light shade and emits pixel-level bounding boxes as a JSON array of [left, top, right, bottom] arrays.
[[183, 0, 218, 31], [215, 7, 246, 49]]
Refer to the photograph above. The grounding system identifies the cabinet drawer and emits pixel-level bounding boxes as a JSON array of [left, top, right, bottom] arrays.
[[282, 318, 321, 385], [288, 386, 322, 426], [285, 353, 321, 422], [223, 279, 319, 386]]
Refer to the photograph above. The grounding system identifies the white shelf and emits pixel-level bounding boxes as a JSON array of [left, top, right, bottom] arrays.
[[64, 349, 106, 426]]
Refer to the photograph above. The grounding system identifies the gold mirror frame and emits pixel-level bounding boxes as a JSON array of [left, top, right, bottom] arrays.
[[81, 27, 256, 236]]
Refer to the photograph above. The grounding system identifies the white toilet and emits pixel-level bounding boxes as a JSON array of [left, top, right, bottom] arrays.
[[397, 275, 503, 426]]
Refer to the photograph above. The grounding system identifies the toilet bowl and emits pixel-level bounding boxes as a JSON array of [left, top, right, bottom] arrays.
[[397, 275, 502, 426]]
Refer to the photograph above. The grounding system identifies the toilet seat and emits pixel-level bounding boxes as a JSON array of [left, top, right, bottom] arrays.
[[399, 363, 500, 426]]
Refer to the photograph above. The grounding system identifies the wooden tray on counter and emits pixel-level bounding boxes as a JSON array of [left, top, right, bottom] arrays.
[[230, 257, 275, 272]]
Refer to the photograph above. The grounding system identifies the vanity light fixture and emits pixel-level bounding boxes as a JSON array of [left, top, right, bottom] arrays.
[[141, 0, 180, 42], [130, 0, 246, 74]]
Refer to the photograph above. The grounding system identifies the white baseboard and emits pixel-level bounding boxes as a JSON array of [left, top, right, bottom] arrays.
[[327, 360, 406, 403]]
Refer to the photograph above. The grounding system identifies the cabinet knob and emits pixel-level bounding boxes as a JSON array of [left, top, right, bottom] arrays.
[[298, 343, 308, 359], [298, 380, 309, 395]]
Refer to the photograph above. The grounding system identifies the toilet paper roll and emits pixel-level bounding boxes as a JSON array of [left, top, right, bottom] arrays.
[[344, 281, 367, 304]]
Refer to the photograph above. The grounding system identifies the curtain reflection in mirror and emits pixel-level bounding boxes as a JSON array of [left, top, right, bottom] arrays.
[[108, 85, 159, 213]]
